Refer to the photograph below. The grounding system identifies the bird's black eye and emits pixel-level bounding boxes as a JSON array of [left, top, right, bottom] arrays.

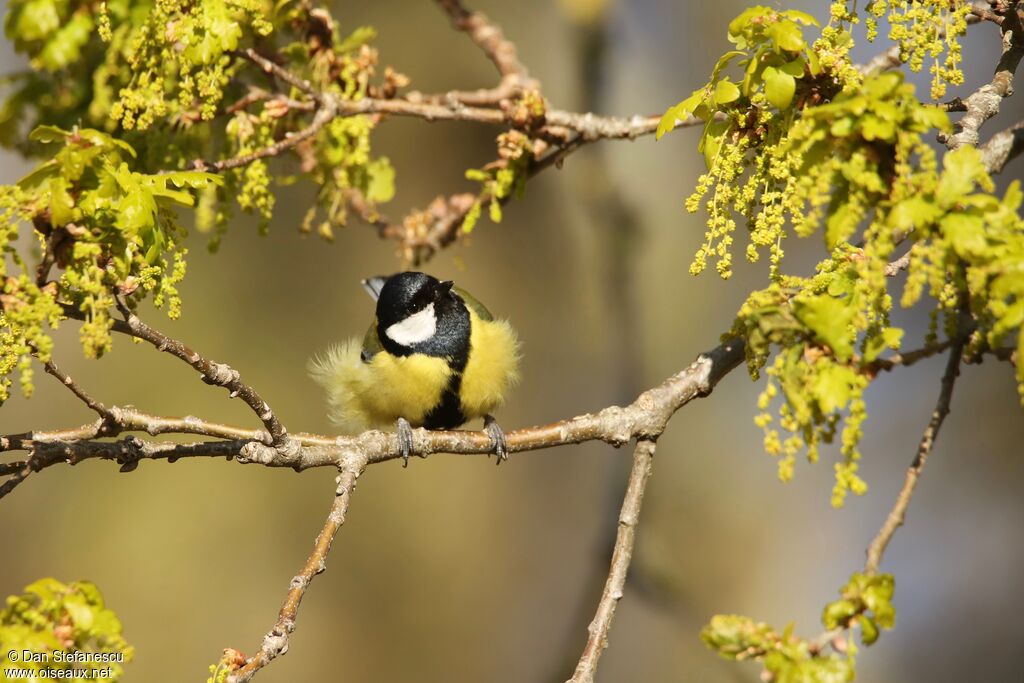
[[408, 289, 431, 313]]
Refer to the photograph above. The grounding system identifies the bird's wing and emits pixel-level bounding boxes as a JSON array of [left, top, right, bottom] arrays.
[[361, 276, 389, 301], [360, 320, 383, 362], [453, 286, 494, 322]]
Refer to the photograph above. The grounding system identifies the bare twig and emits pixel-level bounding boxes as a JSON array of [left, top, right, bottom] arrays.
[[433, 0, 535, 91], [40, 357, 113, 423], [567, 439, 657, 683], [193, 104, 337, 173], [237, 48, 324, 102], [113, 300, 294, 451], [866, 339, 954, 374], [228, 463, 366, 683], [864, 338, 964, 573], [971, 0, 1008, 26]]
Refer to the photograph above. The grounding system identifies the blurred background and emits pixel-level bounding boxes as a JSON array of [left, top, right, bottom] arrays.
[[2, 1, 1023, 681]]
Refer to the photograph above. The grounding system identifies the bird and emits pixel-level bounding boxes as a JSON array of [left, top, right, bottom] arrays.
[[309, 271, 520, 465]]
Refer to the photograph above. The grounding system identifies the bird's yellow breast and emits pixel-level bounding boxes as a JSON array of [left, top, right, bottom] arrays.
[[309, 339, 452, 432], [459, 309, 520, 420]]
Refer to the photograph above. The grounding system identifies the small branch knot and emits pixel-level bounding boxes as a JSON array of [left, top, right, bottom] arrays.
[[238, 441, 277, 465], [205, 363, 241, 388]]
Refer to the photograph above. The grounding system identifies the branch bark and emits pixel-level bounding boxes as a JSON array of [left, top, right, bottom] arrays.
[[979, 117, 1024, 173], [433, 0, 535, 93], [943, 2, 1024, 150], [864, 338, 964, 574], [112, 301, 294, 451], [1, 340, 746, 490], [566, 439, 656, 683], [228, 464, 366, 683]]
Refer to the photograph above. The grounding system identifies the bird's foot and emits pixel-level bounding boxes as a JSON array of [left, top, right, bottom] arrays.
[[484, 414, 508, 465], [396, 417, 415, 467]]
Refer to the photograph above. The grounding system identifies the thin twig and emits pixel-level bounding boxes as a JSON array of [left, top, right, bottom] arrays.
[[864, 338, 964, 573], [237, 48, 324, 102], [40, 357, 113, 423], [112, 300, 294, 450], [808, 337, 965, 656], [228, 463, 366, 683], [866, 339, 954, 374], [193, 104, 337, 173], [433, 0, 534, 87], [567, 439, 657, 683]]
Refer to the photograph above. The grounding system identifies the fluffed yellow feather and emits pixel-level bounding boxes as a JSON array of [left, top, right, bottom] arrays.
[[459, 309, 520, 420], [308, 339, 453, 433]]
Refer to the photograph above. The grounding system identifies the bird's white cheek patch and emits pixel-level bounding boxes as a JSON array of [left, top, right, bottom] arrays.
[[385, 303, 437, 346]]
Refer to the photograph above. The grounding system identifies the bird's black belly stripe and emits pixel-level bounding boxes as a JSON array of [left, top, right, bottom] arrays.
[[423, 372, 466, 429]]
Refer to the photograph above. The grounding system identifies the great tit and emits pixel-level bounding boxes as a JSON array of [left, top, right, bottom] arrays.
[[309, 272, 520, 465]]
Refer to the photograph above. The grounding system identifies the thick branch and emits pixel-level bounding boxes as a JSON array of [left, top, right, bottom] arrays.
[[228, 464, 365, 683], [567, 439, 656, 683], [979, 117, 1024, 173], [944, 2, 1024, 150], [1, 340, 746, 485], [859, 45, 903, 76]]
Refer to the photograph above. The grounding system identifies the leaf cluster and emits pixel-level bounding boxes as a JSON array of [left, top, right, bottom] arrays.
[[1, 578, 133, 681], [657, 1, 1022, 506], [0, 126, 219, 400], [702, 572, 896, 682]]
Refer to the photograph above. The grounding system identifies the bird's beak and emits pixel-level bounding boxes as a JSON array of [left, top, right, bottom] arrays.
[[437, 280, 455, 296]]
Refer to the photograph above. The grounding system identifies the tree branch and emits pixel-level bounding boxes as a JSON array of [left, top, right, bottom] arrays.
[[1, 339, 746, 490], [566, 439, 657, 683], [978, 117, 1024, 173], [943, 1, 1024, 150], [864, 338, 964, 574], [193, 103, 337, 173], [40, 356, 114, 423], [433, 0, 535, 92], [807, 337, 965, 657], [236, 48, 325, 103], [111, 300, 295, 451], [228, 463, 366, 683]]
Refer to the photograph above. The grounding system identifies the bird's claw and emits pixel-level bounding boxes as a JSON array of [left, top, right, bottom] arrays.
[[484, 414, 508, 465], [396, 417, 415, 467]]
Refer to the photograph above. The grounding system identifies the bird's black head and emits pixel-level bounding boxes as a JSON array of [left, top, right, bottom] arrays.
[[370, 272, 469, 359]]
